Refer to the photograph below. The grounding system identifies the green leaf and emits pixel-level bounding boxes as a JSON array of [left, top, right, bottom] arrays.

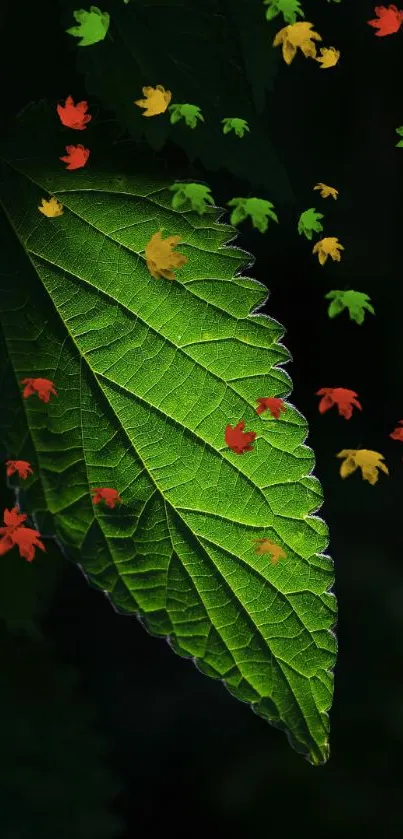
[[298, 208, 324, 240], [169, 181, 215, 214], [263, 0, 305, 25], [227, 196, 279, 233], [221, 117, 250, 138], [0, 109, 336, 765], [168, 103, 204, 129], [325, 290, 375, 325], [395, 126, 403, 147], [65, 5, 110, 46]]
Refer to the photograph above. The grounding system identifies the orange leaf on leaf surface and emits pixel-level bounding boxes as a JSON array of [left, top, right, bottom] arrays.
[[91, 487, 122, 508], [57, 95, 92, 130], [225, 421, 256, 454], [316, 387, 362, 420], [255, 397, 286, 418], [144, 230, 187, 281], [21, 377, 57, 403], [5, 460, 33, 479], [367, 4, 403, 35], [59, 144, 90, 170], [254, 538, 286, 564]]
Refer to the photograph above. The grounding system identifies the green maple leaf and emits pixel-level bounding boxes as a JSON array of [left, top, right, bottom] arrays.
[[297, 208, 324, 240], [263, 0, 305, 24], [325, 290, 375, 325], [221, 117, 250, 138], [395, 126, 403, 147], [169, 181, 215, 215], [168, 103, 204, 129], [0, 110, 336, 765], [66, 5, 110, 46], [227, 197, 278, 234]]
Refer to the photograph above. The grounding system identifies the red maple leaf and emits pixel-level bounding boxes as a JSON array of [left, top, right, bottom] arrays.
[[316, 387, 362, 420], [57, 95, 92, 130], [255, 397, 286, 418], [59, 144, 90, 170], [5, 459, 33, 479], [91, 487, 122, 509], [21, 377, 57, 403], [0, 506, 45, 562], [367, 4, 403, 35], [390, 420, 403, 441], [225, 421, 256, 454], [0, 507, 27, 530]]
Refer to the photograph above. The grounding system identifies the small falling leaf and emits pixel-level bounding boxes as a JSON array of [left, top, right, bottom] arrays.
[[297, 208, 324, 240], [336, 449, 389, 485], [59, 144, 90, 170], [57, 95, 92, 130], [316, 387, 362, 420], [315, 46, 340, 68], [134, 85, 172, 117], [38, 197, 64, 217], [227, 197, 278, 234], [312, 237, 344, 266], [91, 487, 122, 508], [313, 183, 338, 199], [225, 421, 256, 454], [221, 117, 250, 138], [144, 230, 187, 281], [254, 538, 286, 564], [168, 103, 204, 129], [273, 21, 322, 64], [169, 182, 215, 215], [325, 290, 375, 324], [20, 377, 58, 403], [66, 6, 110, 46]]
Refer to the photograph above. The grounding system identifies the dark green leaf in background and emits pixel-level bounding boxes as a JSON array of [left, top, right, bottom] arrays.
[[58, 0, 294, 205]]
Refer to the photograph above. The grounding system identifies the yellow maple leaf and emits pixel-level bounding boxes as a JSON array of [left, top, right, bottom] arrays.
[[312, 236, 344, 266], [254, 538, 286, 564], [313, 182, 339, 199], [273, 21, 322, 64], [144, 230, 187, 281], [315, 47, 340, 69], [336, 449, 389, 485], [134, 85, 172, 117], [38, 196, 64, 217]]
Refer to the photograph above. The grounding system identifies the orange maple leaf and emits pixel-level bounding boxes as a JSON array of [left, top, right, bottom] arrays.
[[91, 487, 122, 509], [255, 397, 286, 418], [57, 95, 92, 130], [316, 387, 362, 420], [390, 420, 403, 441], [59, 144, 90, 170], [144, 230, 187, 281], [367, 4, 403, 35], [5, 460, 33, 479], [0, 507, 45, 562], [254, 538, 286, 564], [225, 421, 256, 454], [21, 377, 57, 403]]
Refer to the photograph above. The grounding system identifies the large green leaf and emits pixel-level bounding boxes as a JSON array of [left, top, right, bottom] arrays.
[[0, 109, 336, 765]]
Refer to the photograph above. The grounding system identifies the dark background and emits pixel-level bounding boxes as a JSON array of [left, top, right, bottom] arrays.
[[1, 0, 403, 835]]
